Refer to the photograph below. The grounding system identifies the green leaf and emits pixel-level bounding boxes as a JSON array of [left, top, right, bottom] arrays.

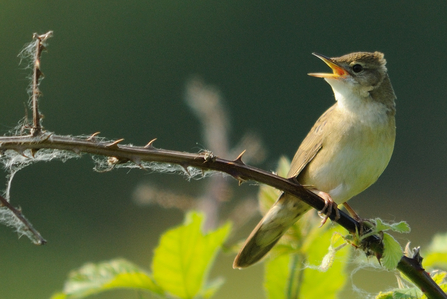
[[376, 288, 421, 299], [431, 271, 447, 285], [264, 254, 293, 299], [201, 277, 225, 299], [375, 262, 447, 298], [299, 224, 350, 299], [53, 258, 163, 298], [381, 232, 403, 270], [428, 233, 447, 252], [423, 253, 447, 270], [151, 211, 231, 299], [391, 221, 411, 233], [49, 293, 67, 299], [374, 218, 411, 234], [424, 232, 447, 270], [262, 157, 350, 299], [423, 271, 447, 297], [264, 215, 350, 299]]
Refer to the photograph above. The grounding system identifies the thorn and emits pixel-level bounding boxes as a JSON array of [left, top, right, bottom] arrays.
[[131, 157, 146, 170], [87, 132, 101, 141], [229, 172, 246, 185], [106, 138, 124, 148], [36, 69, 44, 79], [30, 148, 39, 157], [288, 177, 299, 184], [288, 177, 309, 189], [234, 149, 247, 164], [181, 164, 191, 176], [41, 133, 52, 142], [144, 138, 157, 148], [16, 149, 29, 159]]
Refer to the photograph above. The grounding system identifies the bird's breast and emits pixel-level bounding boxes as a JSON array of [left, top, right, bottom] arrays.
[[299, 106, 395, 204]]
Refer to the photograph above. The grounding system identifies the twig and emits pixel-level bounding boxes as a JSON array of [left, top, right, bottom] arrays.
[[30, 31, 53, 136], [0, 194, 46, 245]]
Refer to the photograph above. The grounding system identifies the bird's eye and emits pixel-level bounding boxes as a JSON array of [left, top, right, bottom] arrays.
[[352, 64, 363, 73]]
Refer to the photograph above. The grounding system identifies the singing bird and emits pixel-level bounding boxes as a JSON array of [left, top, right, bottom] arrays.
[[233, 51, 396, 268]]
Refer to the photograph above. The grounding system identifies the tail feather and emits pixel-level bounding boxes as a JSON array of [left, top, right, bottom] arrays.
[[233, 193, 311, 268]]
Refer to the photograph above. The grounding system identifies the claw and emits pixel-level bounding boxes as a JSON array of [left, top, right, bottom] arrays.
[[311, 190, 340, 227]]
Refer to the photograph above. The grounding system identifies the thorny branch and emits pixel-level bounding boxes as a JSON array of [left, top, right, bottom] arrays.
[[0, 194, 45, 244], [30, 31, 52, 136], [0, 32, 445, 299]]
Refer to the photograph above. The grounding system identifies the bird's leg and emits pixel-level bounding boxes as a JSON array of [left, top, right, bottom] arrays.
[[342, 202, 372, 236], [342, 202, 360, 221], [310, 190, 340, 226]]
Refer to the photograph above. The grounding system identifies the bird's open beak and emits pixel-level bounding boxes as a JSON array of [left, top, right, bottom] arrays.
[[308, 53, 348, 78]]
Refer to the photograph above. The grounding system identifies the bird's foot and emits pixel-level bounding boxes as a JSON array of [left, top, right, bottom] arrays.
[[342, 202, 360, 221], [342, 202, 375, 235], [311, 190, 340, 227]]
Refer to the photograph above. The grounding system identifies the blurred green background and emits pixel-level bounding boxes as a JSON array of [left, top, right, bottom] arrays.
[[1, 1, 446, 298]]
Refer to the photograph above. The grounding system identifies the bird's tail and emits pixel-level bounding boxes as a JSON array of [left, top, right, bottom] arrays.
[[233, 193, 311, 268]]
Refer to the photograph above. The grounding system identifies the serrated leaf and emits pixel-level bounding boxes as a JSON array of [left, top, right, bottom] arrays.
[[53, 258, 162, 298], [374, 218, 410, 234], [262, 157, 350, 299], [390, 221, 411, 233], [299, 225, 350, 298], [381, 232, 403, 270], [375, 291, 394, 299], [264, 219, 350, 299], [419, 272, 447, 299], [374, 218, 388, 232], [264, 254, 292, 299], [376, 289, 421, 299], [431, 271, 447, 285], [152, 211, 231, 299]]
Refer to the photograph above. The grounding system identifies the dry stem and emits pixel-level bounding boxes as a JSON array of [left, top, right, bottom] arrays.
[[0, 194, 46, 245], [31, 31, 53, 136]]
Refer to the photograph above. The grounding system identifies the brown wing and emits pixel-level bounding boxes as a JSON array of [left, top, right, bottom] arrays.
[[287, 104, 336, 178]]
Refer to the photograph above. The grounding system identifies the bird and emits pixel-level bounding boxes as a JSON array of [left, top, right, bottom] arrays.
[[233, 51, 397, 269]]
